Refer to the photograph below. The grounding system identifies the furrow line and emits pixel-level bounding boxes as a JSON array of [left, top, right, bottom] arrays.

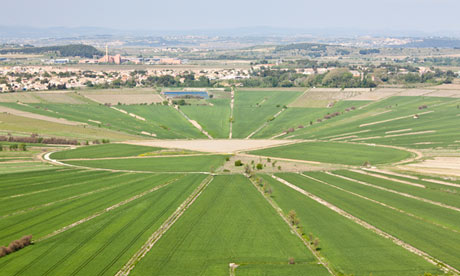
[[35, 176, 183, 242]]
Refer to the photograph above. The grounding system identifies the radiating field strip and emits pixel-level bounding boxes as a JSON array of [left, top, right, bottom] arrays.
[[364, 168, 419, 179], [350, 169, 425, 188], [276, 173, 460, 271], [300, 173, 460, 234], [128, 175, 323, 276], [271, 175, 460, 275], [115, 175, 214, 276], [0, 172, 130, 219], [259, 174, 443, 275], [0, 174, 172, 245], [421, 178, 460, 188], [328, 171, 460, 212], [0, 174, 205, 276], [36, 175, 184, 242], [358, 111, 434, 127], [246, 108, 286, 139], [247, 177, 335, 276], [0, 170, 112, 198], [1, 171, 115, 200], [335, 170, 460, 208]]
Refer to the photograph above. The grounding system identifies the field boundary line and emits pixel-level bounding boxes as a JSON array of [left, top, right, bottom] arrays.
[[328, 172, 460, 213], [300, 173, 460, 234], [246, 108, 286, 139], [115, 175, 214, 276], [350, 169, 425, 188], [420, 178, 460, 188], [272, 175, 460, 275], [249, 176, 335, 276], [358, 110, 434, 128], [229, 87, 234, 139], [36, 175, 184, 242]]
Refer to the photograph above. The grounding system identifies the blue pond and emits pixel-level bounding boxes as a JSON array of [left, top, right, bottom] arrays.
[[164, 91, 209, 98]]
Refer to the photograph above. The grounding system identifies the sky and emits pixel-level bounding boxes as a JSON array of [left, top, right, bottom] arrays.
[[2, 0, 459, 35]]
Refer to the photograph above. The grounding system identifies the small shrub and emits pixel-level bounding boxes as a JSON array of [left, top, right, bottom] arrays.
[[234, 160, 243, 166], [256, 163, 263, 170], [225, 157, 230, 161]]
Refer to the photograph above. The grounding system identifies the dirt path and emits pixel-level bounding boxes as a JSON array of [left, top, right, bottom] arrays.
[[246, 108, 286, 139], [272, 175, 460, 275], [36, 176, 183, 243], [327, 172, 460, 213], [301, 173, 459, 234], [229, 88, 234, 139], [115, 175, 214, 276], [175, 106, 213, 139], [250, 176, 335, 276]]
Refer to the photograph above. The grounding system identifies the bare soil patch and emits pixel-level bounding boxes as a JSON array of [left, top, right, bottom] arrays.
[[83, 93, 163, 105], [124, 139, 300, 153]]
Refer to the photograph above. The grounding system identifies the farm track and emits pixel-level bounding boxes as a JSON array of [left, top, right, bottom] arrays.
[[300, 173, 460, 234], [115, 175, 214, 276], [271, 175, 460, 275], [36, 176, 184, 242], [327, 172, 460, 213], [248, 176, 335, 276]]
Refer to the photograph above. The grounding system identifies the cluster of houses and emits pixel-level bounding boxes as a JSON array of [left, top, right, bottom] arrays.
[[0, 66, 252, 92]]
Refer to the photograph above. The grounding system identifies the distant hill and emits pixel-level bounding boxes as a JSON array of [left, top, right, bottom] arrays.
[[394, 38, 460, 48], [0, 44, 103, 58]]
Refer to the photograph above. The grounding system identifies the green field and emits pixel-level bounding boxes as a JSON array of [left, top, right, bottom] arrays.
[[0, 172, 207, 275], [1, 88, 460, 275], [275, 172, 460, 270], [232, 90, 303, 138], [50, 144, 163, 159], [259, 174, 442, 275], [65, 154, 228, 172], [249, 141, 412, 165], [130, 175, 329, 276], [180, 98, 231, 138]]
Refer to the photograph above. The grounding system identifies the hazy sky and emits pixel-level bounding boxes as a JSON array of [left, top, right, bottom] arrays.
[[2, 0, 459, 33]]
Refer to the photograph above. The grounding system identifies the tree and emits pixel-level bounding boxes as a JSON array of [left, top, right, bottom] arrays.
[[18, 144, 27, 151], [234, 160, 243, 166], [256, 163, 263, 170]]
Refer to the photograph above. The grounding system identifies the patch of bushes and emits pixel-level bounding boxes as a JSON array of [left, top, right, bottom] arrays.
[[0, 235, 33, 258]]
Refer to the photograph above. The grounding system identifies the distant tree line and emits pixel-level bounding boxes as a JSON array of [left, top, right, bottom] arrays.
[[0, 44, 103, 58], [0, 134, 78, 145]]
